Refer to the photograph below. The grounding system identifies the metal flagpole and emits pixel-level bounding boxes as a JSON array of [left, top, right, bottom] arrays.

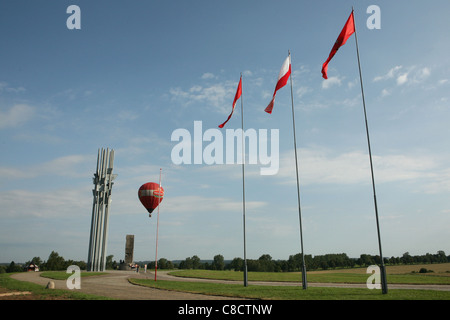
[[154, 168, 162, 281], [240, 73, 248, 287], [288, 51, 307, 289], [352, 8, 388, 294]]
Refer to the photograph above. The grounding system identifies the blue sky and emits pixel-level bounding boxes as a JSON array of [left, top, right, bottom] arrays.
[[1, 0, 449, 264]]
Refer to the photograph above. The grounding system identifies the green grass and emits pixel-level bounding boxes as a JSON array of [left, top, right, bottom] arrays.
[[0, 273, 113, 300], [169, 270, 450, 285], [129, 278, 450, 300]]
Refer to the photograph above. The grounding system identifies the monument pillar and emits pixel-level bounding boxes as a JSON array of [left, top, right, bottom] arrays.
[[87, 148, 117, 272], [120, 235, 135, 270]]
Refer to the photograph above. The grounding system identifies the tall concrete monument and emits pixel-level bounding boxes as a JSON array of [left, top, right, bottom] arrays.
[[125, 234, 134, 264], [119, 234, 135, 270], [87, 148, 117, 271]]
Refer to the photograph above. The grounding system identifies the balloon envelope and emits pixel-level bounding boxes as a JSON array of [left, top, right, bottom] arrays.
[[138, 182, 164, 214]]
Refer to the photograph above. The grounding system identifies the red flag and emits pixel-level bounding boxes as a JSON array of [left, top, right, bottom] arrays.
[[321, 11, 355, 79], [265, 55, 291, 114], [218, 76, 242, 128]]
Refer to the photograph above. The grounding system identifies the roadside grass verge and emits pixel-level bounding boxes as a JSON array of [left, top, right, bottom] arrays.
[[129, 278, 450, 300], [0, 273, 113, 300]]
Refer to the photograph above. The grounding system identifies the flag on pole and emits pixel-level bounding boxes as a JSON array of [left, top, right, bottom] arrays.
[[264, 55, 291, 114], [321, 10, 355, 79], [218, 76, 242, 128]]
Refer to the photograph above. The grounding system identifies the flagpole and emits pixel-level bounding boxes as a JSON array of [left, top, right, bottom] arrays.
[[352, 8, 388, 294], [239, 73, 248, 287], [288, 51, 307, 289], [154, 168, 162, 281]]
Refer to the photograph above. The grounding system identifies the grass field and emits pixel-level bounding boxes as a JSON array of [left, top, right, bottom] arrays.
[[0, 273, 112, 300], [168, 269, 450, 285], [168, 263, 450, 285], [127, 263, 450, 300], [129, 278, 450, 300]]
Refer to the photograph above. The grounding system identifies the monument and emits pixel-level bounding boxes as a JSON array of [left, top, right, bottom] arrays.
[[125, 234, 134, 264], [120, 235, 135, 270], [87, 148, 117, 271]]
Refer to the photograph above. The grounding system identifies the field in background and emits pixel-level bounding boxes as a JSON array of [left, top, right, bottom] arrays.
[[129, 279, 450, 300], [168, 262, 450, 285]]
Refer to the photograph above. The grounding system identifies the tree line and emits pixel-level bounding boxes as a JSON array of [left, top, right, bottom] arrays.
[[167, 250, 449, 272], [1, 250, 448, 273], [0, 251, 114, 273]]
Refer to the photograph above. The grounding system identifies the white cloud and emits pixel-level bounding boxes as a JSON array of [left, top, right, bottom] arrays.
[[275, 147, 446, 192], [420, 67, 431, 78], [374, 65, 431, 87], [322, 76, 342, 89], [0, 154, 95, 181], [201, 72, 216, 80], [347, 79, 357, 89], [169, 80, 238, 113], [420, 168, 450, 194], [162, 195, 266, 214], [396, 73, 408, 85], [0, 82, 26, 93], [381, 88, 390, 97], [373, 65, 402, 82], [411, 67, 431, 84], [0, 187, 91, 219], [295, 86, 311, 99], [0, 104, 35, 129]]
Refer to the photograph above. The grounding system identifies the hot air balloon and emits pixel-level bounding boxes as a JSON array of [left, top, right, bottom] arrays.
[[138, 182, 164, 217]]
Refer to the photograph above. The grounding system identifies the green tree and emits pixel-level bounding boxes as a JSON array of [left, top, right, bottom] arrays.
[[44, 251, 66, 270], [359, 254, 374, 267], [7, 261, 23, 273], [156, 258, 174, 269], [106, 255, 114, 270], [437, 250, 447, 263], [212, 254, 225, 270], [30, 257, 42, 266], [401, 252, 413, 264], [179, 257, 193, 269], [230, 257, 244, 271], [191, 255, 201, 269], [258, 254, 274, 272]]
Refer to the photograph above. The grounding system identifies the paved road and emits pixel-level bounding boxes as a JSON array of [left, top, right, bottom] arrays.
[[12, 270, 450, 300]]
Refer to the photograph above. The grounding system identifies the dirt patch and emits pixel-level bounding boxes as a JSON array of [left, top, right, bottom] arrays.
[[0, 288, 65, 300]]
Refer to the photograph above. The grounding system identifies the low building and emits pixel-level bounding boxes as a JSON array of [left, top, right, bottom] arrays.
[[25, 263, 39, 272]]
